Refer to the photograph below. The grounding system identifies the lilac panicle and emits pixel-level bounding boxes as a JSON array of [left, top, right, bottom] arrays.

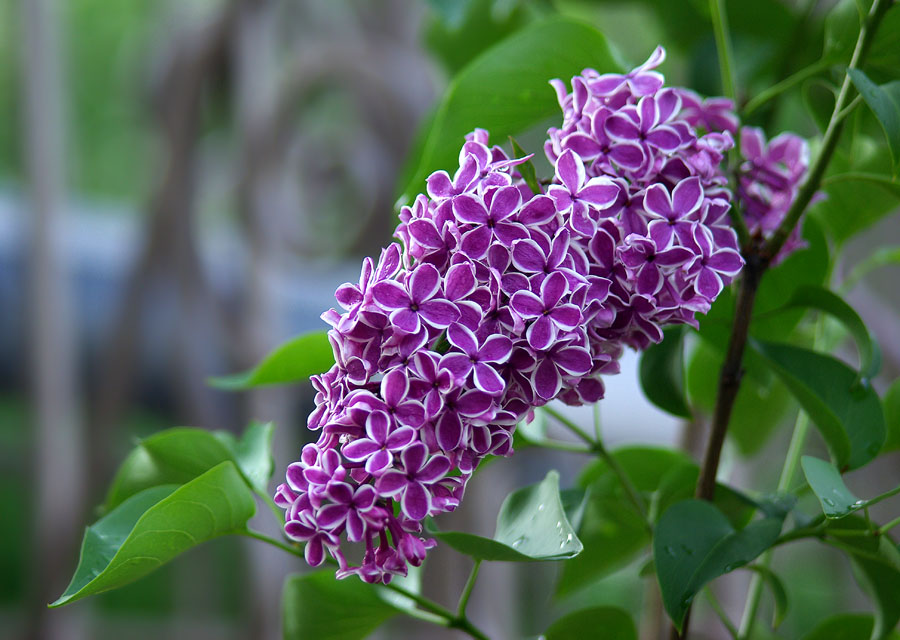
[[275, 45, 811, 583]]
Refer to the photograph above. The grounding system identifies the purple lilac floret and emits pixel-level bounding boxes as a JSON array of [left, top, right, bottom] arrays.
[[275, 46, 810, 583]]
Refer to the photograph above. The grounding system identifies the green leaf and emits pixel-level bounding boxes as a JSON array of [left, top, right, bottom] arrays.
[[559, 487, 589, 532], [398, 17, 619, 204], [687, 340, 795, 456], [883, 378, 900, 452], [374, 566, 427, 618], [813, 138, 900, 243], [698, 217, 829, 358], [104, 423, 275, 510], [208, 330, 333, 390], [824, 1, 900, 77], [555, 494, 649, 596], [639, 326, 691, 418], [282, 571, 399, 640], [425, 470, 582, 561], [212, 421, 275, 494], [751, 341, 885, 470], [509, 136, 542, 196], [849, 69, 900, 174], [560, 449, 671, 595], [104, 428, 233, 511], [653, 499, 784, 631], [424, 0, 535, 74], [801, 614, 877, 640], [771, 285, 881, 380], [801, 455, 867, 518], [653, 463, 758, 529], [578, 446, 692, 492], [743, 564, 789, 629], [827, 516, 900, 639], [544, 606, 637, 640], [53, 462, 256, 607]]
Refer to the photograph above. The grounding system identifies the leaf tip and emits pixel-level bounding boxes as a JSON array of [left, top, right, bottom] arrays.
[[206, 373, 250, 391]]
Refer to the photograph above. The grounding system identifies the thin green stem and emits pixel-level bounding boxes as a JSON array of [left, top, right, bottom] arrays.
[[828, 528, 876, 538], [382, 580, 491, 640], [542, 406, 648, 522], [822, 172, 900, 190], [709, 0, 737, 102], [729, 199, 752, 251], [864, 483, 900, 508], [761, 0, 892, 263], [602, 448, 650, 525], [456, 559, 482, 618], [382, 581, 456, 620], [835, 93, 864, 122], [879, 515, 900, 535], [541, 405, 596, 447], [706, 587, 739, 639], [864, 505, 874, 530], [741, 61, 830, 117], [738, 321, 818, 638], [534, 438, 595, 454], [258, 489, 285, 524], [821, 537, 893, 565], [592, 402, 602, 442], [240, 528, 304, 558], [245, 528, 492, 639]]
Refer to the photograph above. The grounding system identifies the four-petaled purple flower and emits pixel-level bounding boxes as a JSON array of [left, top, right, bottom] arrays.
[[372, 263, 459, 333], [510, 271, 582, 350], [548, 149, 620, 236], [442, 323, 513, 394], [317, 482, 381, 543], [342, 410, 416, 476], [685, 223, 744, 299], [375, 443, 452, 520]]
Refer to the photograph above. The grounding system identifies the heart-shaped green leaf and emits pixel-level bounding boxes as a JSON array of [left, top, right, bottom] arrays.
[[826, 516, 900, 640], [53, 462, 255, 607], [209, 330, 333, 390], [849, 69, 900, 175], [397, 17, 619, 204], [812, 138, 900, 244], [212, 421, 275, 494], [104, 422, 275, 510], [425, 470, 582, 561], [751, 341, 885, 470], [801, 455, 867, 518], [801, 614, 878, 640], [770, 285, 880, 381], [883, 378, 900, 452], [639, 326, 691, 418], [282, 570, 400, 640], [654, 499, 784, 631], [559, 447, 757, 596], [743, 564, 790, 629], [544, 605, 637, 640]]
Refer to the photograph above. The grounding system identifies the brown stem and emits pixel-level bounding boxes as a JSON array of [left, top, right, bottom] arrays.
[[695, 259, 764, 500]]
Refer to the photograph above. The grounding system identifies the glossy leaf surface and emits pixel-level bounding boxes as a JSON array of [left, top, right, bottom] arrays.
[[209, 330, 333, 390], [54, 462, 255, 607], [426, 470, 582, 561]]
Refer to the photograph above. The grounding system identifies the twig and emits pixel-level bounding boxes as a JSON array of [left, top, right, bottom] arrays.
[[695, 261, 763, 501], [542, 406, 649, 523]]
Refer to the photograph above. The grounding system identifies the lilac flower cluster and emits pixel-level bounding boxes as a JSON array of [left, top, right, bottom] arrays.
[[737, 128, 811, 261], [274, 46, 808, 583]]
